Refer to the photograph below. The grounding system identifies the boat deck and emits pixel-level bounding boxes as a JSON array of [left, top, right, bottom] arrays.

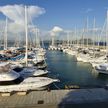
[[0, 88, 108, 108]]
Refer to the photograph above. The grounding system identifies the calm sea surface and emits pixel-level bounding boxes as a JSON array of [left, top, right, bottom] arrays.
[[46, 50, 108, 89]]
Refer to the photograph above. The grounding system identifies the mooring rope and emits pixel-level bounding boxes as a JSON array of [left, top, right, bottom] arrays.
[[53, 83, 60, 90]]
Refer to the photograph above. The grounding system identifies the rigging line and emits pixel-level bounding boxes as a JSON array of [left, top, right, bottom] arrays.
[[28, 32, 34, 47], [98, 19, 106, 43], [28, 13, 36, 47], [29, 11, 41, 47], [29, 10, 35, 27], [15, 5, 24, 22]]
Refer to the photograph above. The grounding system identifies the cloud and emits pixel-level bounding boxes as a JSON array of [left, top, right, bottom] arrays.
[[81, 8, 93, 14], [8, 23, 25, 33], [0, 4, 45, 35], [85, 8, 93, 13], [50, 26, 63, 36], [51, 26, 63, 32], [0, 4, 45, 25]]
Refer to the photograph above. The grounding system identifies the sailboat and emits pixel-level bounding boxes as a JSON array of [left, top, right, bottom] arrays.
[[95, 10, 108, 74], [48, 31, 57, 50], [0, 6, 60, 92]]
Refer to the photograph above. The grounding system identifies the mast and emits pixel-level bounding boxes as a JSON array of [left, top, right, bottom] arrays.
[[67, 31, 69, 46], [106, 10, 108, 54], [35, 28, 37, 47], [93, 17, 96, 48], [75, 26, 77, 45], [25, 6, 28, 66], [35, 28, 40, 48], [82, 28, 85, 48], [37, 29, 41, 48], [86, 17, 89, 47], [4, 17, 8, 50], [92, 17, 96, 57], [51, 35, 54, 46]]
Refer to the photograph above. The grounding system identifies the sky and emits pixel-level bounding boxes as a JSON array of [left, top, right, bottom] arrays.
[[0, 0, 107, 41], [0, 0, 107, 31]]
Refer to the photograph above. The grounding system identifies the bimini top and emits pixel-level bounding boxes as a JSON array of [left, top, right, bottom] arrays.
[[100, 63, 108, 67], [0, 62, 11, 73], [0, 70, 20, 81], [0, 62, 9, 66], [0, 62, 20, 81]]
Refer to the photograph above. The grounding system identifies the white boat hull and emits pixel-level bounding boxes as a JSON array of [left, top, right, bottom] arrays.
[[0, 77, 59, 92]]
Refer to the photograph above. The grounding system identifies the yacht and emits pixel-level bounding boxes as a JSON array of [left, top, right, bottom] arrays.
[[48, 45, 57, 50], [27, 52, 45, 65], [76, 53, 90, 63], [95, 63, 108, 74], [90, 56, 107, 68], [18, 67, 49, 78], [0, 62, 59, 92], [9, 62, 49, 77]]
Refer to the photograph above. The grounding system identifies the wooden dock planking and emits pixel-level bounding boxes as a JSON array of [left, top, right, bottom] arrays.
[[0, 89, 108, 107]]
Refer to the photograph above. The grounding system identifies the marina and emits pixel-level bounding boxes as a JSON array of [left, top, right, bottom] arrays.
[[0, 0, 108, 108]]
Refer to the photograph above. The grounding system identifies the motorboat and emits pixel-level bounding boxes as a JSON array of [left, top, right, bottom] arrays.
[[0, 62, 59, 92], [18, 67, 49, 78], [95, 63, 108, 74], [8, 62, 49, 77]]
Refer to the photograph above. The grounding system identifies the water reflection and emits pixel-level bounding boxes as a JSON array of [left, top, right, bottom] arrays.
[[91, 69, 98, 78], [76, 62, 90, 67], [97, 73, 108, 81], [46, 50, 108, 88]]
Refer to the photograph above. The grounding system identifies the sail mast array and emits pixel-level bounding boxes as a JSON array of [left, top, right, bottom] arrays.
[[93, 17, 96, 48]]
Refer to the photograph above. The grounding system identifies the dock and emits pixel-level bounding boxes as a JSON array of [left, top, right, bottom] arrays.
[[0, 88, 108, 108]]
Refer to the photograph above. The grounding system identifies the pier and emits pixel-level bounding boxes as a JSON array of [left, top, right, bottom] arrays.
[[0, 88, 108, 108]]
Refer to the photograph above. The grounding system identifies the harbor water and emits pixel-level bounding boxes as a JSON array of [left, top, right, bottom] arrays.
[[46, 50, 108, 89]]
